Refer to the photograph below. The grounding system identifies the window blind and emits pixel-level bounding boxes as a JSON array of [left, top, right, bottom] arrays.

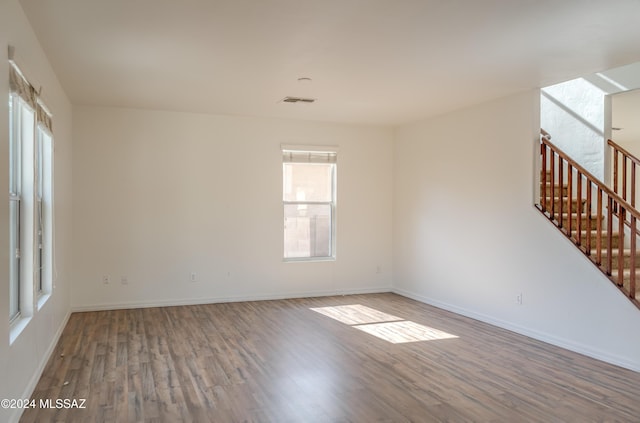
[[282, 144, 338, 164], [9, 51, 53, 133], [9, 63, 37, 109]]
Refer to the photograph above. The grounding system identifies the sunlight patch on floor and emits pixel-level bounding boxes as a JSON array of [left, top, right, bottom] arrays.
[[310, 304, 402, 325], [310, 304, 458, 344], [353, 320, 458, 344]]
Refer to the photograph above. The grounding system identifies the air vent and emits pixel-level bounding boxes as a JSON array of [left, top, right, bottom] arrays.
[[282, 96, 316, 103]]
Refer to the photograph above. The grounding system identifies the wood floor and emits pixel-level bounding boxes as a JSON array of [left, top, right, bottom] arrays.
[[20, 293, 640, 422]]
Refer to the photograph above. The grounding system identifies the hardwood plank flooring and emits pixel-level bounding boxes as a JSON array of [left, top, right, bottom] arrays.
[[20, 293, 640, 422]]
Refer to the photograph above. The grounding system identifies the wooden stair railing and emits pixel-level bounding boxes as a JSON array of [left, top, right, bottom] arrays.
[[608, 139, 640, 238], [538, 130, 638, 307], [609, 138, 640, 208]]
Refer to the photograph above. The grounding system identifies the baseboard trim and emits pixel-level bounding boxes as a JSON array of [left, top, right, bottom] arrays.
[[392, 287, 640, 373], [71, 287, 393, 312], [10, 309, 72, 423]]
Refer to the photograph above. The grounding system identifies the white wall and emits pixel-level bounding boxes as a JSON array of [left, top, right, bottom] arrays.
[[612, 89, 640, 148], [72, 107, 393, 309], [611, 89, 640, 208], [541, 78, 606, 180], [0, 1, 73, 422], [393, 91, 640, 372]]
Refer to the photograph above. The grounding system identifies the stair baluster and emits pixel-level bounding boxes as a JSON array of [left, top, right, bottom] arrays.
[[632, 215, 637, 296]]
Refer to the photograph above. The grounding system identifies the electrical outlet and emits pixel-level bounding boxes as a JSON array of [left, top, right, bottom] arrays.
[[516, 293, 523, 305], [376, 265, 382, 274], [190, 272, 197, 282], [102, 275, 110, 285], [121, 276, 128, 285]]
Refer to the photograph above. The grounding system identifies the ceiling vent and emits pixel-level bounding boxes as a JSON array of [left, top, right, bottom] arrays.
[[281, 96, 316, 104]]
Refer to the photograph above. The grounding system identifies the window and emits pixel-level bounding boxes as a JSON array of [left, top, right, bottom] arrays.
[[8, 57, 54, 327], [8, 93, 23, 322], [283, 148, 337, 260], [35, 125, 53, 297]]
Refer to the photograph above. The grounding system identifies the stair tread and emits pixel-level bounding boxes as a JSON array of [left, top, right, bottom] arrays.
[[572, 229, 619, 234], [544, 196, 585, 200], [540, 182, 568, 186], [611, 267, 640, 275], [601, 249, 640, 257], [559, 212, 598, 216]]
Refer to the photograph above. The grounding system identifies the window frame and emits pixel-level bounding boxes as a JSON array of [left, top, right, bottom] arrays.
[[282, 147, 337, 262], [8, 58, 55, 333]]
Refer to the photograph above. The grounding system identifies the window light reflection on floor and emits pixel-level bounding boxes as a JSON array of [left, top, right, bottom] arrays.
[[310, 304, 458, 344], [310, 304, 402, 325]]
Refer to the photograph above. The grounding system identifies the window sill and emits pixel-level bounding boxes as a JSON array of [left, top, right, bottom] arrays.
[[37, 292, 51, 311], [9, 315, 32, 345], [284, 257, 336, 263]]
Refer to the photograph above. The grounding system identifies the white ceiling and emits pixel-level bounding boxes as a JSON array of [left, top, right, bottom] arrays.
[[19, 0, 640, 126]]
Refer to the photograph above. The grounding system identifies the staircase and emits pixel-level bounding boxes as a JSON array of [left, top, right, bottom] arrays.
[[537, 130, 639, 309]]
